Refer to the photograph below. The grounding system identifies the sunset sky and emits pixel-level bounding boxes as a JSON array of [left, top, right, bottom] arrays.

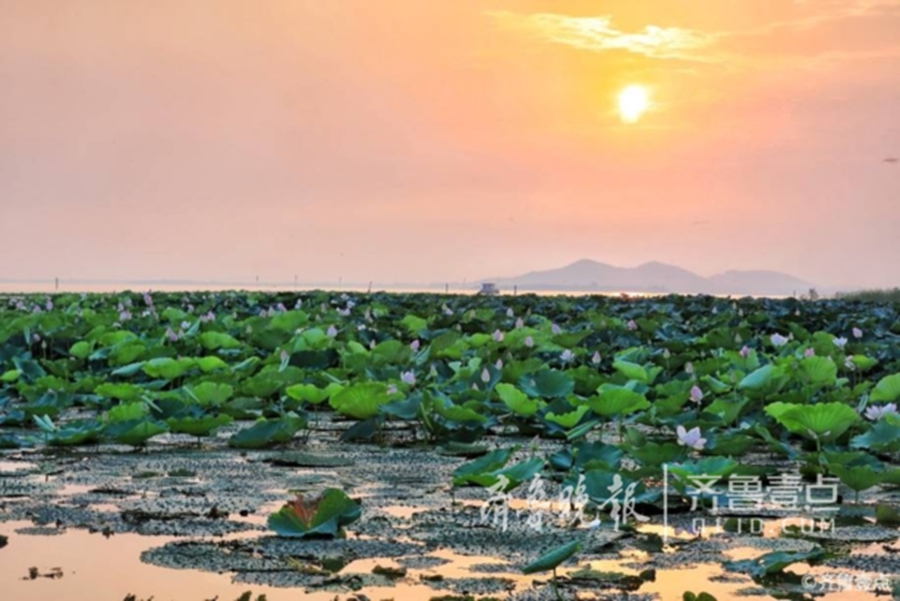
[[2, 1, 899, 289]]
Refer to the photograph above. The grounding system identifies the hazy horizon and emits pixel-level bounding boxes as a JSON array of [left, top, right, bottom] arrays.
[[2, 1, 899, 290]]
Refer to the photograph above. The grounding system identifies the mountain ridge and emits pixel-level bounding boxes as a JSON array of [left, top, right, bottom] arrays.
[[482, 259, 813, 296]]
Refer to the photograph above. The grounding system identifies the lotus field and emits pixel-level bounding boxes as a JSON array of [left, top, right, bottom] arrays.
[[0, 290, 898, 600]]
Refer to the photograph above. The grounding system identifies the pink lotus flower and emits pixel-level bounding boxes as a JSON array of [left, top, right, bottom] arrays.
[[804, 348, 816, 358], [481, 368, 491, 383], [165, 327, 179, 342], [852, 327, 863, 339], [506, 308, 514, 318], [864, 403, 897, 421], [739, 345, 751, 358], [492, 330, 504, 343], [833, 337, 848, 349], [560, 349, 574, 362], [410, 339, 421, 352], [676, 425, 707, 451], [551, 323, 562, 335], [46, 299, 53, 311], [515, 317, 524, 329], [387, 384, 398, 395], [591, 351, 602, 365], [690, 385, 704, 403], [119, 310, 132, 322], [525, 336, 534, 348], [32, 333, 41, 343], [495, 359, 503, 370], [685, 362, 694, 375], [326, 325, 338, 337], [442, 305, 453, 316], [627, 320, 638, 331], [400, 371, 416, 386]]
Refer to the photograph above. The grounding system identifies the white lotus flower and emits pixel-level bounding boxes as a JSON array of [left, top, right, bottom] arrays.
[[676, 425, 706, 451], [400, 371, 416, 386], [864, 403, 897, 421], [591, 351, 601, 365], [833, 337, 848, 349], [771, 333, 789, 347]]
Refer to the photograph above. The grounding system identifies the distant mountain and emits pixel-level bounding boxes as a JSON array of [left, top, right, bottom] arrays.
[[482, 259, 813, 296]]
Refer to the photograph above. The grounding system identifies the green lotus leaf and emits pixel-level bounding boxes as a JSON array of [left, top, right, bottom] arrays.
[[95, 383, 145, 402], [143, 357, 195, 380], [104, 419, 169, 446], [186, 382, 234, 407], [765, 402, 859, 442], [870, 373, 900, 402], [518, 370, 574, 399], [522, 540, 582, 575], [452, 447, 514, 486], [228, 416, 307, 449], [850, 420, 900, 453], [544, 404, 590, 429], [496, 383, 544, 417], [199, 331, 242, 350], [268, 488, 361, 538], [799, 356, 837, 386], [166, 413, 233, 437], [587, 387, 650, 418], [329, 383, 391, 419]]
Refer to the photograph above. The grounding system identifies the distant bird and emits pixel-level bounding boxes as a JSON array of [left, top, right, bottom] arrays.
[[885, 157, 898, 164]]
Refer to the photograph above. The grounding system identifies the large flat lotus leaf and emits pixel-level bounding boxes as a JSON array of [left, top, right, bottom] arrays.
[[522, 540, 581, 575], [587, 387, 650, 417], [228, 416, 307, 449], [198, 331, 242, 350], [452, 447, 514, 486], [186, 382, 234, 406], [268, 310, 309, 332], [629, 441, 689, 467], [544, 404, 590, 429], [95, 383, 145, 402], [613, 359, 653, 383], [48, 421, 104, 446], [799, 356, 837, 386], [829, 464, 884, 493], [166, 413, 233, 437], [434, 398, 488, 424], [737, 364, 782, 393], [870, 373, 900, 402], [195, 356, 229, 372], [104, 419, 169, 446], [268, 489, 361, 538], [106, 401, 149, 423], [285, 383, 329, 405], [495, 383, 543, 417], [765, 402, 859, 441], [573, 442, 624, 471], [724, 548, 827, 579], [143, 357, 195, 380], [518, 370, 574, 399], [463, 458, 545, 491], [329, 383, 391, 419], [851, 420, 900, 453]]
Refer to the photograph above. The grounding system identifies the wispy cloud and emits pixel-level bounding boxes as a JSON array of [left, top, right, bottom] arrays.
[[490, 5, 900, 70], [489, 11, 721, 62]]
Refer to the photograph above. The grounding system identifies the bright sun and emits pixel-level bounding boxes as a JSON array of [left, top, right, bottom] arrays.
[[618, 85, 650, 124]]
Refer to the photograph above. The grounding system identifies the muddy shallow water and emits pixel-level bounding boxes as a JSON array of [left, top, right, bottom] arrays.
[[1, 423, 897, 601]]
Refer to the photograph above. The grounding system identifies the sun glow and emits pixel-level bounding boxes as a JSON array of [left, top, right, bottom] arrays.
[[618, 85, 650, 124]]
